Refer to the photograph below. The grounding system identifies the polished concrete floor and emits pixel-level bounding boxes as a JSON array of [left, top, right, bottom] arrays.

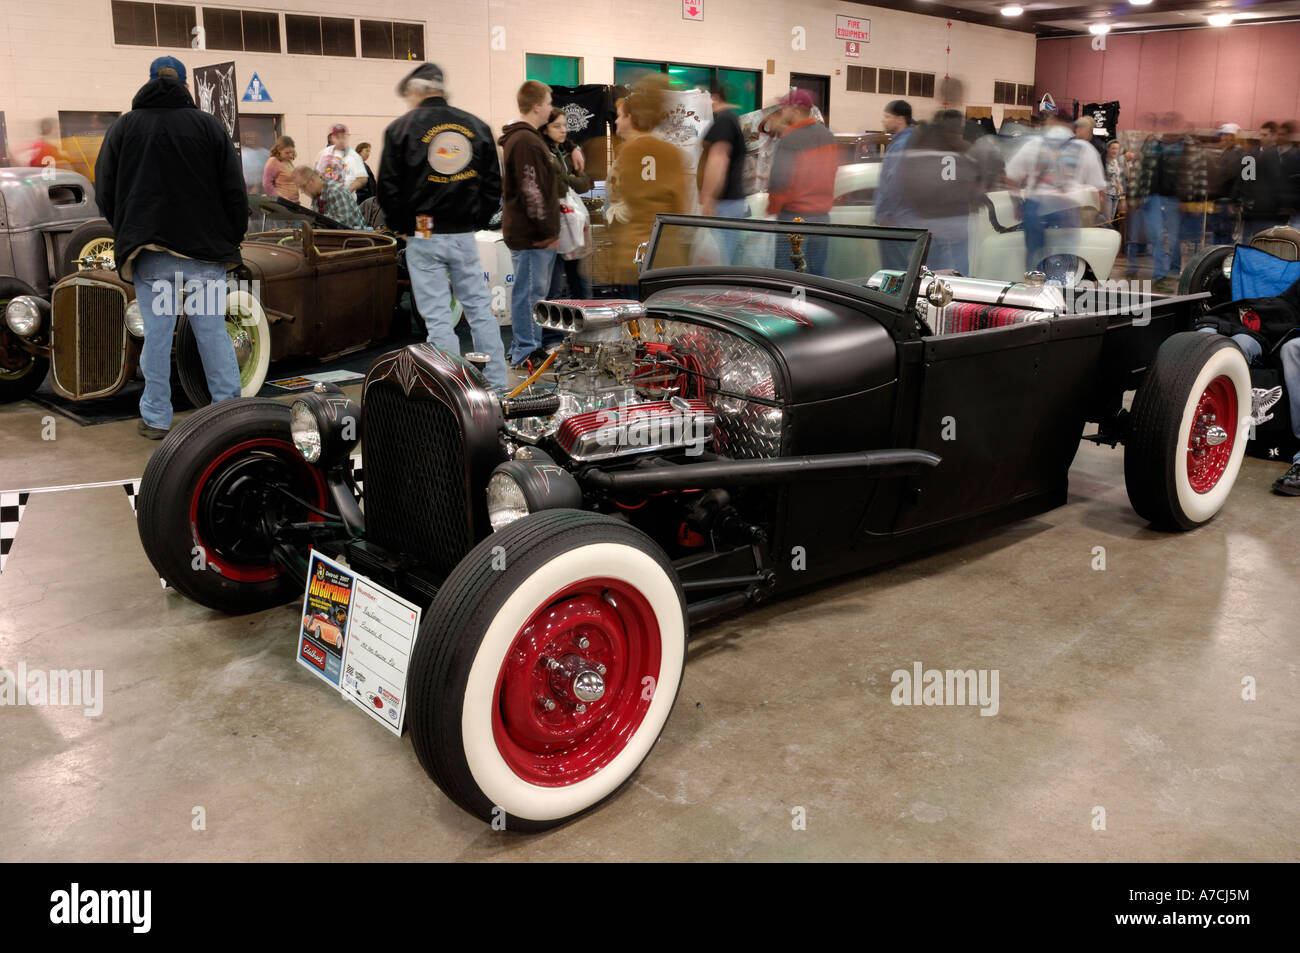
[[0, 388, 1296, 862]]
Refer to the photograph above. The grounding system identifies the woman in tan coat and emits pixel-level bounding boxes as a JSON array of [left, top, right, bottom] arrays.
[[605, 77, 688, 292]]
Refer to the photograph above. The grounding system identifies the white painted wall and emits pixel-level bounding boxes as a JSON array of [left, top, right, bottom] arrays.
[[0, 0, 1035, 172]]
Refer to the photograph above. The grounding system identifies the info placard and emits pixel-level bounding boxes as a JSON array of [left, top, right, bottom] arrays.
[[339, 577, 422, 736], [297, 550, 422, 735]]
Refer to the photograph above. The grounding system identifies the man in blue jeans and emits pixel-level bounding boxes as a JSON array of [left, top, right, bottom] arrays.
[[378, 62, 508, 390], [94, 56, 246, 437], [499, 81, 561, 367]]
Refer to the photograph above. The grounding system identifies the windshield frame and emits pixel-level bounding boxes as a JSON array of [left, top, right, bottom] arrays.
[[641, 214, 930, 313]]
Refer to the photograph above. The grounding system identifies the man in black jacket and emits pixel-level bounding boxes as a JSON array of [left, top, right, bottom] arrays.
[[95, 56, 247, 438], [378, 62, 507, 390]]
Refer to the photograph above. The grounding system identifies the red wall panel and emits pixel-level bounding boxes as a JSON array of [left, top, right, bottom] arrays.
[[1251, 22, 1300, 129], [1134, 31, 1181, 121], [1098, 34, 1141, 111], [1212, 27, 1261, 127], [1035, 23, 1299, 133], [1173, 29, 1220, 126]]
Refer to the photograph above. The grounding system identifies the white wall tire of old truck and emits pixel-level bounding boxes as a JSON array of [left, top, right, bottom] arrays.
[[406, 510, 687, 831]]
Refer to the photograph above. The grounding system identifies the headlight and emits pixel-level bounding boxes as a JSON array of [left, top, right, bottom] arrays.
[[290, 400, 323, 462], [125, 300, 144, 338], [290, 383, 360, 466], [487, 471, 530, 531], [486, 452, 583, 532], [5, 296, 45, 337], [1221, 252, 1234, 278]]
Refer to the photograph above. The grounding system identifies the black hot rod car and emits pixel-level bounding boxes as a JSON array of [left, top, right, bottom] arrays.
[[134, 216, 1250, 830]]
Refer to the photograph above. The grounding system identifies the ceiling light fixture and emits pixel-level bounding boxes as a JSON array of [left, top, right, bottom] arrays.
[[1001, 5, 1023, 15], [1207, 13, 1235, 26], [1130, 1, 1153, 6], [1089, 23, 1111, 34]]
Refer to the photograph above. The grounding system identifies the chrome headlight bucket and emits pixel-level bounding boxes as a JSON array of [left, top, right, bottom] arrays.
[[290, 383, 360, 466], [124, 299, 145, 338], [5, 295, 47, 337], [487, 450, 583, 532]]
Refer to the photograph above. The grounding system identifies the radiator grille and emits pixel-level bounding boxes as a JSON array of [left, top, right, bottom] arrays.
[[50, 281, 126, 397], [1250, 237, 1299, 262], [362, 384, 473, 576]]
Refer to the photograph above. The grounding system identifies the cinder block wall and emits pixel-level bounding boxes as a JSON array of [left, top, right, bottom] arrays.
[[0, 0, 1035, 171]]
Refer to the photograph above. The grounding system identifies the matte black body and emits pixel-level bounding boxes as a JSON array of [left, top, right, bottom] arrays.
[[309, 217, 1205, 619]]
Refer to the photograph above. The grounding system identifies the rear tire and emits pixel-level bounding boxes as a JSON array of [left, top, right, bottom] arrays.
[[0, 277, 49, 402], [137, 398, 331, 613], [1125, 332, 1250, 530], [407, 510, 687, 831]]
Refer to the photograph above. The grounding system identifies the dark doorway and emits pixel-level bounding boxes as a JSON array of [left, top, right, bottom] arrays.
[[789, 72, 831, 122]]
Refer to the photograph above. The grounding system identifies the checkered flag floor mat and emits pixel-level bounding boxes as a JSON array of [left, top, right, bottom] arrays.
[[0, 491, 32, 574]]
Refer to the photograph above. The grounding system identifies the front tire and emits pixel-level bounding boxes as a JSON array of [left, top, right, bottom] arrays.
[[407, 511, 687, 831], [176, 289, 271, 406], [1125, 332, 1251, 530], [137, 398, 330, 613]]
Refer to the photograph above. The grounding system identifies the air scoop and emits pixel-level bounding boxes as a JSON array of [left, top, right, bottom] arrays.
[[533, 299, 647, 334]]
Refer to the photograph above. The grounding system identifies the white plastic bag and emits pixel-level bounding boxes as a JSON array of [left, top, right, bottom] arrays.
[[557, 188, 592, 259]]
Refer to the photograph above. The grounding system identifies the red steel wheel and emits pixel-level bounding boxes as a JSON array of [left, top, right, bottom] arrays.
[[1185, 375, 1238, 495], [492, 578, 662, 786], [407, 510, 687, 831]]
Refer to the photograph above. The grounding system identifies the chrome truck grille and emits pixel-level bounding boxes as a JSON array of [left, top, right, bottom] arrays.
[[50, 279, 128, 398]]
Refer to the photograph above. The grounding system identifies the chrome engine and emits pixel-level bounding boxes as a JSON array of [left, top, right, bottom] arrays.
[[503, 299, 781, 462]]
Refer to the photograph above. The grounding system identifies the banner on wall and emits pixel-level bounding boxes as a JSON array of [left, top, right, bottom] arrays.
[[193, 61, 241, 152]]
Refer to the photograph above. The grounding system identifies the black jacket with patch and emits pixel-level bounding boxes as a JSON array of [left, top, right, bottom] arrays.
[[95, 79, 247, 275], [378, 96, 501, 235]]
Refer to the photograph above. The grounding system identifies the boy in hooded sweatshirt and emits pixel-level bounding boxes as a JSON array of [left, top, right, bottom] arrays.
[[499, 80, 561, 367]]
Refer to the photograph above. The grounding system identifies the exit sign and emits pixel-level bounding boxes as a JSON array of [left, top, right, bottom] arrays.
[[683, 0, 702, 20], [835, 15, 870, 42]]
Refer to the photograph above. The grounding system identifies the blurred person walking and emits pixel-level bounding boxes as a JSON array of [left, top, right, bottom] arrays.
[[876, 99, 917, 269], [377, 62, 507, 390], [501, 80, 563, 366], [1005, 107, 1105, 280], [262, 136, 299, 202], [542, 108, 594, 301], [606, 75, 688, 297], [240, 129, 269, 194], [316, 124, 367, 193], [767, 88, 837, 276], [1208, 124, 1244, 245], [25, 118, 70, 169], [1240, 121, 1288, 236], [898, 110, 978, 274], [699, 81, 750, 264], [1129, 115, 1206, 290], [94, 56, 246, 438]]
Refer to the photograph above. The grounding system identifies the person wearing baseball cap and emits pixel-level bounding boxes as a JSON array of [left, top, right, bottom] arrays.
[[767, 88, 837, 275], [316, 122, 367, 193], [1209, 123, 1245, 244], [377, 62, 508, 390], [94, 56, 247, 438]]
